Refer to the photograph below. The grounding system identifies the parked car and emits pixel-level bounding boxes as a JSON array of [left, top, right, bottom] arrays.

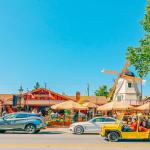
[[69, 117, 117, 135], [0, 112, 47, 134]]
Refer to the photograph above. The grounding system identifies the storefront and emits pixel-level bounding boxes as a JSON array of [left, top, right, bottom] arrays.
[[16, 88, 75, 114]]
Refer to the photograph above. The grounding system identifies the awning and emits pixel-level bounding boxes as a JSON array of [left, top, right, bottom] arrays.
[[51, 100, 88, 110], [136, 102, 150, 111], [97, 101, 134, 111]]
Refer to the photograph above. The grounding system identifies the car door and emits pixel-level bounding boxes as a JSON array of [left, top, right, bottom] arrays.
[[12, 114, 29, 129], [2, 114, 18, 130], [87, 117, 105, 133]]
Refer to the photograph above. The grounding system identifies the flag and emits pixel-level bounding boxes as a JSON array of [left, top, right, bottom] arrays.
[[20, 96, 24, 108], [13, 95, 18, 108]]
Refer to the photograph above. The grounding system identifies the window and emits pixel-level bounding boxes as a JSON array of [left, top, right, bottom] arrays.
[[15, 114, 28, 118], [104, 118, 116, 122], [91, 117, 104, 122], [128, 82, 133, 88], [28, 114, 41, 117]]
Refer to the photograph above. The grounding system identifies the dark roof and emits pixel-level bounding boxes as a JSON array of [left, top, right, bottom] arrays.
[[125, 70, 135, 77]]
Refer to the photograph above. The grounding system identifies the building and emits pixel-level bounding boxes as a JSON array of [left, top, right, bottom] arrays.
[[113, 71, 142, 106], [0, 88, 75, 114], [18, 88, 75, 107], [69, 91, 107, 105]]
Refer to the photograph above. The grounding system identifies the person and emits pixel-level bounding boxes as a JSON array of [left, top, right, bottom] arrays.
[[147, 116, 150, 128], [130, 117, 138, 131], [127, 117, 132, 125], [86, 111, 90, 121], [139, 117, 148, 132], [113, 113, 117, 119], [73, 111, 78, 123], [122, 117, 137, 132]]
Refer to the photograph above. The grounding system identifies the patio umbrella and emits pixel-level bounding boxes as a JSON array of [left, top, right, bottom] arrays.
[[97, 101, 134, 111], [136, 102, 150, 111], [97, 101, 114, 111], [51, 100, 88, 110], [82, 102, 98, 108], [113, 102, 134, 110]]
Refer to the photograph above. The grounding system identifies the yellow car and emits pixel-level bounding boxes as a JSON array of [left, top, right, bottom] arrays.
[[100, 114, 150, 142]]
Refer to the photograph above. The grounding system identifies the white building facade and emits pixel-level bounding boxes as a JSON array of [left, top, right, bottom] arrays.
[[113, 78, 141, 105]]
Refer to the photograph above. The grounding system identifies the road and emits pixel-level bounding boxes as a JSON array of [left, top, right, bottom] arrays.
[[0, 129, 149, 150]]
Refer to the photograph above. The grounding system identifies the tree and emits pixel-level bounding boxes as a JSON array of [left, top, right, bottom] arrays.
[[126, 0, 150, 78], [34, 82, 40, 89], [95, 85, 109, 97]]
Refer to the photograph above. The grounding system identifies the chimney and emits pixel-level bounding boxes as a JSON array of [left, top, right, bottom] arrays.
[[76, 91, 80, 101]]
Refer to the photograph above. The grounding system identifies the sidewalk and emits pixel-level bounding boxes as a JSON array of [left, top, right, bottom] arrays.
[[43, 127, 70, 133]]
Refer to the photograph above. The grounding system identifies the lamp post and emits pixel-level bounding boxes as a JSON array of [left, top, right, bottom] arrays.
[[18, 85, 24, 111]]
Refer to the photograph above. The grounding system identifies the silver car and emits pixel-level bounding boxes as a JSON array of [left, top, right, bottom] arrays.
[[69, 117, 117, 135], [0, 112, 47, 134]]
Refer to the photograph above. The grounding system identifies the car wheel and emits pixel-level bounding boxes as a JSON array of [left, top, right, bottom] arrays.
[[107, 132, 119, 142], [74, 126, 84, 135], [25, 124, 36, 134], [0, 130, 6, 133]]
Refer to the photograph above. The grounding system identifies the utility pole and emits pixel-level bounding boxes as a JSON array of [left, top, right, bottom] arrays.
[[87, 83, 90, 96]]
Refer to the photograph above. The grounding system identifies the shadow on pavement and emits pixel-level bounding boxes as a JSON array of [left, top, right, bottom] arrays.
[[104, 138, 150, 143], [2, 131, 66, 135], [37, 131, 65, 134], [120, 139, 150, 143], [83, 133, 99, 135]]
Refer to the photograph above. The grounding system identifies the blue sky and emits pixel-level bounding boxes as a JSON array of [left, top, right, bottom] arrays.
[[0, 0, 149, 96]]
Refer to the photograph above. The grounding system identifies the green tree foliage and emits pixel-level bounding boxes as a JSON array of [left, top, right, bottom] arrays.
[[95, 85, 109, 97], [126, 0, 150, 78], [34, 82, 40, 89]]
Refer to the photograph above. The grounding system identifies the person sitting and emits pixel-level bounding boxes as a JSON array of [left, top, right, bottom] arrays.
[[129, 118, 137, 131], [127, 117, 132, 125], [122, 117, 137, 132], [139, 118, 148, 132]]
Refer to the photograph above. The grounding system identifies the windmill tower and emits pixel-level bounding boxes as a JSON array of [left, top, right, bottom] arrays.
[[102, 61, 142, 105]]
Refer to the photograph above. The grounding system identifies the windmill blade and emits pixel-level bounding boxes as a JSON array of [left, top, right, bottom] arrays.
[[123, 75, 142, 82], [121, 60, 130, 75], [108, 76, 120, 100], [101, 69, 119, 75]]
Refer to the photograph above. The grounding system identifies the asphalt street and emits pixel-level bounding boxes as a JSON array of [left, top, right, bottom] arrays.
[[0, 129, 149, 150]]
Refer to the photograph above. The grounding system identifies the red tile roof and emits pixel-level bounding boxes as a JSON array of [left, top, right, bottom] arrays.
[[68, 96, 107, 105]]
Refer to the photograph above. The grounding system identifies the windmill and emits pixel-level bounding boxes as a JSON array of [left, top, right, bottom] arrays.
[[101, 61, 143, 104]]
